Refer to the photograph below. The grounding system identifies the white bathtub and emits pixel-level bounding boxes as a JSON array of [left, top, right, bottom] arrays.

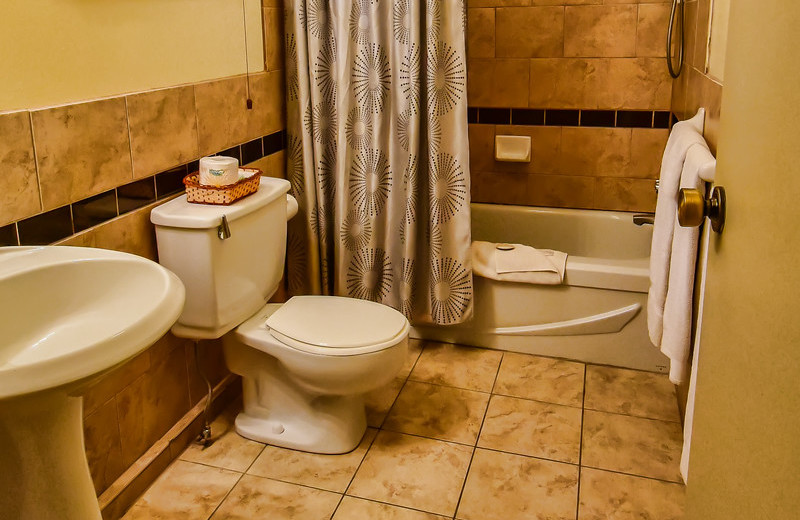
[[412, 203, 670, 373]]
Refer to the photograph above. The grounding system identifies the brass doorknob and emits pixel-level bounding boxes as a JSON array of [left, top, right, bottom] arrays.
[[677, 186, 726, 233]]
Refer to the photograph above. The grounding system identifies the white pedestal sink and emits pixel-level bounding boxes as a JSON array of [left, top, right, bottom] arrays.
[[0, 246, 185, 520]]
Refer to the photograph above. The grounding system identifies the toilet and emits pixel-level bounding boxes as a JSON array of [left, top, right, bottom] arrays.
[[150, 177, 409, 454]]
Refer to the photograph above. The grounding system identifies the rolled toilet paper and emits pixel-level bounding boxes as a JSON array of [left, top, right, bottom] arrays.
[[199, 156, 239, 186]]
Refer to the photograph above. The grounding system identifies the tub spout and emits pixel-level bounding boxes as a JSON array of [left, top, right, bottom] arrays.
[[633, 213, 655, 226]]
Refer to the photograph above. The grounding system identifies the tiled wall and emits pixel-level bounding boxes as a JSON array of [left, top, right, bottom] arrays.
[[466, 0, 674, 212], [0, 0, 286, 500], [670, 0, 724, 153]]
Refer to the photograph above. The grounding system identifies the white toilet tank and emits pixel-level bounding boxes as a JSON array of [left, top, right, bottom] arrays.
[[151, 177, 292, 340]]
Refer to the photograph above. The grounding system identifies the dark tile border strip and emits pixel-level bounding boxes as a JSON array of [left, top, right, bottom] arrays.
[[472, 108, 673, 130], [8, 129, 287, 247]]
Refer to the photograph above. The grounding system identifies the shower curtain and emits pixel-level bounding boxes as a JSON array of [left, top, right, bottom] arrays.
[[285, 0, 473, 325]]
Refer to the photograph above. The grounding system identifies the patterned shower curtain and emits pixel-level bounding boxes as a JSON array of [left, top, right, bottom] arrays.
[[284, 0, 473, 325]]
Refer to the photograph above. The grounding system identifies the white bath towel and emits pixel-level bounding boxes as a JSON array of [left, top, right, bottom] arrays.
[[647, 109, 706, 353], [472, 241, 567, 285], [660, 143, 715, 383]]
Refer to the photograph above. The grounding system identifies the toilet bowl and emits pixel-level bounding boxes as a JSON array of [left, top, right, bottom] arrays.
[[150, 176, 410, 454], [225, 296, 408, 453]]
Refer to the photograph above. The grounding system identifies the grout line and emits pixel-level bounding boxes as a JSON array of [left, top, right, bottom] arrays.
[[451, 351, 504, 517], [576, 365, 587, 520], [579, 464, 685, 486]]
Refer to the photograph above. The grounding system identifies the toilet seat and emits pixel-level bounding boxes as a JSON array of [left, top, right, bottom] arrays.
[[241, 296, 409, 357]]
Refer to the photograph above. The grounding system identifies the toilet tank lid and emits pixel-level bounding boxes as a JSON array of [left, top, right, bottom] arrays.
[[150, 177, 290, 229], [266, 296, 409, 349]]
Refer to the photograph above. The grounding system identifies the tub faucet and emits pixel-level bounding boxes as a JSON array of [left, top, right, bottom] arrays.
[[633, 213, 655, 226]]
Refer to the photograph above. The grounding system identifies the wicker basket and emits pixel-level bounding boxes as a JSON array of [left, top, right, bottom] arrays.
[[183, 168, 262, 205]]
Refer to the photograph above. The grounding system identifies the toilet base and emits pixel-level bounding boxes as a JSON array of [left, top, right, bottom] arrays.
[[234, 393, 367, 454]]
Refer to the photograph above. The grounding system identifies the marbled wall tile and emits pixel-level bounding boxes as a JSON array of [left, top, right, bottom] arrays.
[[121, 460, 240, 519], [262, 0, 282, 6], [469, 0, 530, 6], [582, 410, 683, 482], [349, 431, 472, 516], [692, 0, 712, 69], [246, 70, 286, 141], [384, 381, 490, 444], [263, 7, 284, 71], [61, 201, 160, 261], [686, 68, 723, 154], [530, 58, 672, 110], [409, 342, 502, 392], [213, 475, 341, 520], [457, 449, 578, 520], [468, 124, 496, 172], [32, 98, 132, 210], [630, 128, 669, 178], [186, 339, 230, 406], [471, 171, 529, 204], [593, 177, 657, 212], [194, 76, 250, 156], [467, 8, 495, 58], [637, 3, 671, 58], [683, 0, 699, 70], [494, 125, 562, 174], [526, 173, 595, 208], [247, 429, 376, 492], [127, 86, 198, 180], [585, 365, 680, 422], [468, 59, 530, 107], [578, 468, 686, 520], [478, 395, 583, 463], [180, 404, 264, 472], [84, 397, 126, 495], [0, 111, 40, 226], [80, 350, 150, 417], [117, 345, 191, 466], [494, 352, 585, 407], [333, 496, 449, 520], [496, 7, 564, 58], [564, 5, 638, 58], [561, 127, 632, 176]]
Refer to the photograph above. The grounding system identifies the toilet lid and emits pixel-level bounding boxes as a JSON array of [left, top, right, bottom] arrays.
[[265, 296, 409, 354]]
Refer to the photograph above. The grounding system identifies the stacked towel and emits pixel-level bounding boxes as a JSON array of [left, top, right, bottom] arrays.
[[647, 108, 717, 384], [472, 241, 568, 285]]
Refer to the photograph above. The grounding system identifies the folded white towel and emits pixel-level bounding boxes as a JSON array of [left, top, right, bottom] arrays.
[[647, 109, 706, 351], [472, 241, 567, 285], [661, 142, 715, 383]]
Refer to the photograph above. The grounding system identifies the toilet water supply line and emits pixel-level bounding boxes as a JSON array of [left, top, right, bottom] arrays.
[[194, 341, 214, 448]]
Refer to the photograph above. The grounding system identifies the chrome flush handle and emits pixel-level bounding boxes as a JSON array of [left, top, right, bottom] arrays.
[[217, 215, 232, 240]]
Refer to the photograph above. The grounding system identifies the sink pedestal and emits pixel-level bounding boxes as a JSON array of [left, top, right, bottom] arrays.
[[0, 392, 102, 520]]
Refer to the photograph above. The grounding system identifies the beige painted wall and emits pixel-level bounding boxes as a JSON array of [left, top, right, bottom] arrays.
[[686, 1, 800, 517], [0, 0, 264, 112]]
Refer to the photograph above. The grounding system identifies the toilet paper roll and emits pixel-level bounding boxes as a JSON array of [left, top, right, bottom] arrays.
[[199, 156, 239, 186]]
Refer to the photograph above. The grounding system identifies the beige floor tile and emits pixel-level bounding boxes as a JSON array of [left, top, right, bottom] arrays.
[[457, 449, 578, 520], [494, 353, 585, 407], [122, 460, 241, 520], [478, 395, 582, 463], [384, 381, 490, 445], [365, 377, 406, 428], [333, 496, 450, 520], [348, 430, 473, 516], [582, 410, 683, 482], [585, 365, 680, 422], [578, 468, 685, 520], [179, 405, 265, 472], [247, 428, 377, 492], [210, 474, 341, 519], [409, 342, 502, 392]]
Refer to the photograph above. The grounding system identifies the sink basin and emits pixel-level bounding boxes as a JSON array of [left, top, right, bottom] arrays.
[[0, 246, 185, 519]]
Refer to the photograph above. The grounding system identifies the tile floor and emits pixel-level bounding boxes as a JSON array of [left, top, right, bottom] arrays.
[[122, 339, 686, 520]]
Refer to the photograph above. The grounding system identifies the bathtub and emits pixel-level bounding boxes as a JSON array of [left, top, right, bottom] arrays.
[[412, 203, 670, 373]]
